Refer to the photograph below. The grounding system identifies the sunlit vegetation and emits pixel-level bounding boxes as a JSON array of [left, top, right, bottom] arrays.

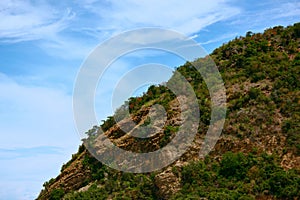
[[42, 23, 300, 200]]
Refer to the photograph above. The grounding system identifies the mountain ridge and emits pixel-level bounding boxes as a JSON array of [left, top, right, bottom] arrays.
[[38, 23, 300, 200]]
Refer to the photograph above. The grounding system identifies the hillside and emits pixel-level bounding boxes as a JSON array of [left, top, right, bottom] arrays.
[[37, 23, 300, 200]]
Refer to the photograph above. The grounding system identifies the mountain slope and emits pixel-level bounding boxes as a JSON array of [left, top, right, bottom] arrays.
[[38, 23, 300, 200]]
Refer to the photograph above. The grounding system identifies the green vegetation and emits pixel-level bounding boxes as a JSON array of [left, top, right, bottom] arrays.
[[173, 152, 300, 199], [40, 23, 300, 200], [64, 152, 157, 200], [56, 152, 300, 199], [49, 188, 65, 200]]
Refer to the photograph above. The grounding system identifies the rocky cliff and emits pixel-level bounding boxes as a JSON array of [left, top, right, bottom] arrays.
[[38, 23, 300, 200]]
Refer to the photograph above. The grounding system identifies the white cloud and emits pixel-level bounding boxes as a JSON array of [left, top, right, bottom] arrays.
[[0, 73, 80, 148], [83, 0, 240, 35], [199, 33, 238, 45], [0, 1, 299, 199], [0, 0, 238, 55], [0, 1, 241, 59], [0, 73, 81, 199], [266, 1, 300, 20], [38, 35, 95, 60], [0, 152, 76, 200], [0, 146, 63, 160], [0, 0, 74, 43], [1, 0, 299, 59], [228, 1, 300, 32]]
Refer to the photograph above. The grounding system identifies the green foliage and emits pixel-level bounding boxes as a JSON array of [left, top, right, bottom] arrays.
[[219, 152, 249, 180], [282, 119, 300, 155], [42, 178, 55, 188], [248, 88, 260, 100], [61, 145, 86, 172], [269, 170, 300, 198], [82, 153, 106, 181], [160, 125, 179, 147], [64, 172, 157, 200], [101, 116, 116, 132], [173, 152, 300, 199], [42, 23, 300, 200], [64, 183, 108, 200], [49, 188, 64, 200]]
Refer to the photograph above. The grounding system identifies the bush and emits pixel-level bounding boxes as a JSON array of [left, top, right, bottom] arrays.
[[269, 170, 300, 198], [49, 188, 65, 200], [219, 152, 249, 180]]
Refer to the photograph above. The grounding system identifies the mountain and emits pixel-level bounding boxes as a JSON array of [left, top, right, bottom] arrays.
[[37, 23, 300, 200]]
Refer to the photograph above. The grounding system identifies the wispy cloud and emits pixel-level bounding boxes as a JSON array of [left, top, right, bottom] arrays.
[[0, 1, 299, 199], [0, 180, 42, 200], [0, 0, 74, 43], [0, 150, 77, 200], [228, 0, 300, 31], [1, 0, 298, 57], [30, 0, 241, 59], [0, 73, 79, 198], [0, 0, 248, 65], [0, 73, 79, 148], [265, 1, 300, 20], [0, 0, 242, 55], [79, 0, 240, 35], [199, 33, 238, 45], [0, 146, 63, 160]]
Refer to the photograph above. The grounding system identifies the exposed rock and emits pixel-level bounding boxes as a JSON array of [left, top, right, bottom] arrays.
[[38, 23, 300, 199], [154, 167, 181, 199], [37, 150, 91, 199]]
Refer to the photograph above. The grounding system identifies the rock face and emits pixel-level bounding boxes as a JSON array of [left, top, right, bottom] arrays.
[[38, 150, 91, 199], [37, 23, 300, 199], [154, 166, 181, 199]]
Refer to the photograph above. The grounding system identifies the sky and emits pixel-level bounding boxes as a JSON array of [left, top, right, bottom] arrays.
[[0, 0, 299, 199]]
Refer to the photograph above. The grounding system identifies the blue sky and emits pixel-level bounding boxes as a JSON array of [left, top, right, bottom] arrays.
[[0, 0, 299, 199]]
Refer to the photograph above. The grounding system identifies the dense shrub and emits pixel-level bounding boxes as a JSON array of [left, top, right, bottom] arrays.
[[173, 152, 300, 199]]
